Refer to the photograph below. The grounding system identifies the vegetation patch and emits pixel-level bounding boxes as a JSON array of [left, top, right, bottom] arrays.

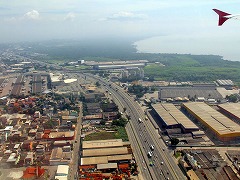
[[114, 127, 129, 141], [174, 151, 181, 159], [84, 131, 116, 141], [84, 127, 129, 141]]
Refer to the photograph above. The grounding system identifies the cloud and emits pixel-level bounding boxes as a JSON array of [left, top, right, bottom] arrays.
[[103, 11, 147, 21], [3, 17, 17, 22], [24, 10, 40, 20], [64, 12, 76, 21]]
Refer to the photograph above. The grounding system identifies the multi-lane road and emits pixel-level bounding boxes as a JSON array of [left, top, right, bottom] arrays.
[[85, 74, 186, 180], [68, 103, 82, 180]]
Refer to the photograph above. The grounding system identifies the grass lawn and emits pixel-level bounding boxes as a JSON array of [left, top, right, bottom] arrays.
[[84, 127, 129, 141]]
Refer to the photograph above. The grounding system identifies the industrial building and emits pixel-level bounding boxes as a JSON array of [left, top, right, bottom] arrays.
[[216, 79, 234, 90], [151, 103, 199, 133], [182, 102, 240, 141], [84, 60, 148, 70], [217, 103, 240, 122], [80, 139, 134, 178], [55, 165, 69, 180], [158, 86, 223, 101], [180, 149, 238, 180]]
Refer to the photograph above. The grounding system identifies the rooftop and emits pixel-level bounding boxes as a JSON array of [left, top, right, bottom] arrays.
[[83, 147, 128, 157], [182, 102, 240, 137], [82, 139, 123, 149], [152, 103, 199, 130]]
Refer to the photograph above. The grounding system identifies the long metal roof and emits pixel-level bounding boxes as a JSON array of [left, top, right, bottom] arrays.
[[82, 147, 128, 157], [81, 154, 132, 165], [152, 103, 199, 130], [218, 103, 240, 120], [182, 102, 240, 137], [82, 139, 123, 149]]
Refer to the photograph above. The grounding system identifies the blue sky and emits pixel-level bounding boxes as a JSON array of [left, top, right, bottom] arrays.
[[0, 0, 240, 60]]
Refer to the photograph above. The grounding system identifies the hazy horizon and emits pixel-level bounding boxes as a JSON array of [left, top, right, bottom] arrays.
[[1, 0, 240, 61]]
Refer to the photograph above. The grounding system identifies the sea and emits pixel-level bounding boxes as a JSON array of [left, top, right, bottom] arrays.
[[133, 36, 240, 61]]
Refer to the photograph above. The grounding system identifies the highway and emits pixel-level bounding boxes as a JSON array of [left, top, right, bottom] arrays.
[[68, 102, 82, 180], [85, 74, 186, 180]]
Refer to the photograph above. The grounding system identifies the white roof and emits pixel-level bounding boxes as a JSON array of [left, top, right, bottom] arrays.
[[64, 79, 77, 83], [4, 126, 13, 131], [55, 176, 68, 180], [56, 165, 69, 176], [14, 144, 20, 149]]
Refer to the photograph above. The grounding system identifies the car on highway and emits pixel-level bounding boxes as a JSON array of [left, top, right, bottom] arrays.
[[150, 145, 154, 151], [149, 161, 154, 166], [147, 151, 153, 158]]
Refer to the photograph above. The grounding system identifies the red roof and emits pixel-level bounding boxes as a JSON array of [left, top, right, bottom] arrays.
[[22, 166, 45, 179], [118, 164, 129, 169]]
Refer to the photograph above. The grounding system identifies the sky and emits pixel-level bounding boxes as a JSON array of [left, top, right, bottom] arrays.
[[0, 0, 240, 60]]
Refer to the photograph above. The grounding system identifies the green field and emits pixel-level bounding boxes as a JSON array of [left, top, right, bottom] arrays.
[[84, 127, 129, 141]]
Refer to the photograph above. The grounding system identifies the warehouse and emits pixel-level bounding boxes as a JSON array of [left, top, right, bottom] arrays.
[[80, 139, 133, 169], [217, 103, 240, 122], [81, 154, 132, 166], [182, 102, 240, 141], [82, 139, 124, 149], [152, 103, 199, 133], [83, 147, 128, 157], [158, 86, 222, 101]]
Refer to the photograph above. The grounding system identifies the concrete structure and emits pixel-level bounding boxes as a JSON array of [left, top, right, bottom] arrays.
[[42, 131, 75, 141], [152, 103, 199, 132], [49, 147, 71, 165], [55, 165, 69, 180], [182, 102, 240, 141]]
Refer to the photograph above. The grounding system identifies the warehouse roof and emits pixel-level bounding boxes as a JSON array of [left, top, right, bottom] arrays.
[[82, 139, 123, 149], [182, 102, 240, 137], [97, 163, 117, 170], [217, 103, 240, 120], [56, 165, 69, 176], [83, 146, 128, 157], [81, 154, 132, 165], [152, 103, 199, 130]]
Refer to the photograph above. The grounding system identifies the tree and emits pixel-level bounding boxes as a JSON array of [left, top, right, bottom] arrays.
[[226, 94, 239, 102], [95, 81, 101, 87], [171, 138, 179, 145], [112, 117, 127, 127], [100, 120, 106, 125]]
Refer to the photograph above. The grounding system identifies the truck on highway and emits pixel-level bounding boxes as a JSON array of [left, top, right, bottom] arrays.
[[147, 151, 153, 158]]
